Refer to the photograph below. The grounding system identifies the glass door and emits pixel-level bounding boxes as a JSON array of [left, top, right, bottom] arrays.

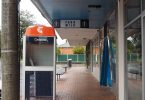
[[125, 18, 142, 100], [142, 15, 145, 100]]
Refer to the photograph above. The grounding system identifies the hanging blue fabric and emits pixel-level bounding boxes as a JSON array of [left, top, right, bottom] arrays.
[[107, 51, 112, 87], [100, 37, 112, 87]]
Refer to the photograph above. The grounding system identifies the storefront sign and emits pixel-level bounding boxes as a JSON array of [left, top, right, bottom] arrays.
[[60, 20, 80, 28], [53, 19, 89, 28], [27, 37, 54, 44]]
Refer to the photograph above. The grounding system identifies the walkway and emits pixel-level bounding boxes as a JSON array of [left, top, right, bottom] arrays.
[[56, 66, 116, 100]]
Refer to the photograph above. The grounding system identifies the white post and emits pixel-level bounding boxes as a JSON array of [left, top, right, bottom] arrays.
[[53, 37, 56, 100], [91, 42, 93, 72], [84, 54, 86, 64], [67, 54, 68, 62], [98, 30, 101, 67], [137, 53, 139, 62], [118, 0, 127, 100], [98, 30, 101, 81], [77, 54, 79, 63], [130, 54, 131, 62], [57, 51, 58, 62], [22, 36, 26, 100], [141, 15, 145, 100]]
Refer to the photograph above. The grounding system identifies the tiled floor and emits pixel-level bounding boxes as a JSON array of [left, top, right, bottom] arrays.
[[56, 66, 116, 100]]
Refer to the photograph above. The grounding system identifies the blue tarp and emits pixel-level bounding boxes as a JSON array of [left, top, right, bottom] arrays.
[[100, 37, 112, 87]]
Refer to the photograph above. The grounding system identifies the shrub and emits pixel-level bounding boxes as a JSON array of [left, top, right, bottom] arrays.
[[73, 46, 85, 54], [56, 48, 61, 55]]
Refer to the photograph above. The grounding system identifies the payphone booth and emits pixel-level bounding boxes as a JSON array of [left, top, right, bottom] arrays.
[[22, 25, 56, 100]]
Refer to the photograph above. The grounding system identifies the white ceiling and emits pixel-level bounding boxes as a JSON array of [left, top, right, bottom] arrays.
[[56, 28, 98, 46]]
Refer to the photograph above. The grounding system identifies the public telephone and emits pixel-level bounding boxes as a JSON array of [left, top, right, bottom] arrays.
[[22, 25, 56, 100]]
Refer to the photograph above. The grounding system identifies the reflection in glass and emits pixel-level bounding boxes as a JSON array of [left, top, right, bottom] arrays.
[[93, 43, 97, 67], [108, 10, 117, 83], [125, 19, 142, 100], [124, 0, 141, 24], [143, 0, 145, 10]]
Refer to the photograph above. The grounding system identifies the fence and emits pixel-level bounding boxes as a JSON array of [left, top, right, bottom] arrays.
[[56, 54, 98, 63], [56, 53, 140, 63], [57, 54, 86, 63], [128, 53, 141, 62]]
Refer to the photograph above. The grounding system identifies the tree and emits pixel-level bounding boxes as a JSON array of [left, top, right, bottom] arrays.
[[127, 33, 142, 60], [56, 48, 61, 55], [127, 40, 135, 53], [73, 46, 85, 54], [19, 10, 36, 58], [131, 33, 141, 53], [20, 10, 36, 35]]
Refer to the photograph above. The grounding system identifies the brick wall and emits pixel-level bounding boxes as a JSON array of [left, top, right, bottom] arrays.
[[59, 47, 73, 54], [59, 47, 99, 54]]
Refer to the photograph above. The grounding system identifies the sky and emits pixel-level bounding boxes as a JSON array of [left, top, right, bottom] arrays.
[[20, 0, 51, 26], [0, 0, 1, 29], [0, 0, 50, 28], [0, 0, 67, 45]]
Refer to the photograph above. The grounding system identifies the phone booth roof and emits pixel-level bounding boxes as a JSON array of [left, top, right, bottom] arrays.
[[25, 25, 55, 37]]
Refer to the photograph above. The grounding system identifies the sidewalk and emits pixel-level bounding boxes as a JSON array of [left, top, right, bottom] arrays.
[[56, 66, 116, 100]]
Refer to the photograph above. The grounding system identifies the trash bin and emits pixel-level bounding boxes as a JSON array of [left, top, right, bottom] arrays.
[[68, 59, 72, 67]]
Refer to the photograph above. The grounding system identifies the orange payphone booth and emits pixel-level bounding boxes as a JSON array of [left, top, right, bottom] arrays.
[[22, 25, 56, 100]]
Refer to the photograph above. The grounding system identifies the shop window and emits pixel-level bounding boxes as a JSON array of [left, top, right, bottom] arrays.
[[125, 18, 142, 100]]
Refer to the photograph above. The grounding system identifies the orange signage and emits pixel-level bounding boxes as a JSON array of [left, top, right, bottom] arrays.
[[25, 25, 55, 36]]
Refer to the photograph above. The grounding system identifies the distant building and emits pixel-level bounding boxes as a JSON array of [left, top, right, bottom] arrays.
[[57, 40, 99, 54]]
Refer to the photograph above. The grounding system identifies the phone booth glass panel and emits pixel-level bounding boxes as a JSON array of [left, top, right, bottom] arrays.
[[25, 37, 54, 67]]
